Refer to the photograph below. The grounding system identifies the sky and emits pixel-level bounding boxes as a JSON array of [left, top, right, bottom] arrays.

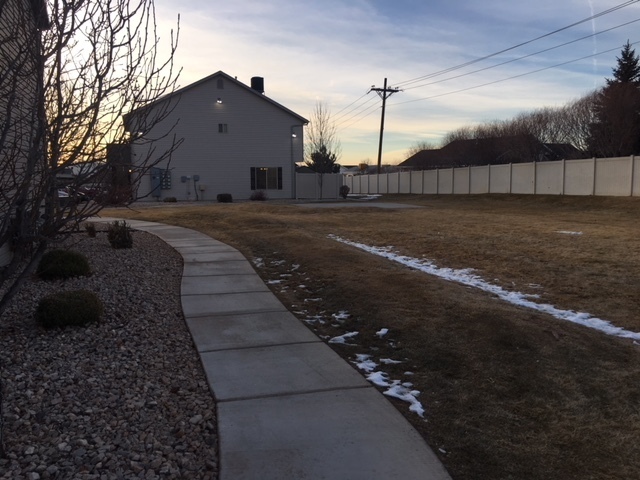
[[153, 0, 640, 165]]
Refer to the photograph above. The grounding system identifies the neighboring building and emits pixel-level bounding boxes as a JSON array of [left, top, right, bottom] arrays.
[[124, 71, 308, 201], [0, 0, 49, 266], [400, 135, 583, 170]]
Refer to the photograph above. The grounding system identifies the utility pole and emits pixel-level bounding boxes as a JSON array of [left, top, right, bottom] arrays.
[[369, 78, 401, 174]]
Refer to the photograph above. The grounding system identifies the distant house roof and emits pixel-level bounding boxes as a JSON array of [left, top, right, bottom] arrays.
[[124, 71, 308, 128], [400, 135, 584, 170]]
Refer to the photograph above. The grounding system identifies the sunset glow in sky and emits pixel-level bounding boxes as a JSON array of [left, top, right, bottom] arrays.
[[154, 0, 640, 165]]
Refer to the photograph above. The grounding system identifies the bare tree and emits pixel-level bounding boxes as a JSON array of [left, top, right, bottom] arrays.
[[0, 0, 181, 314], [304, 101, 341, 198]]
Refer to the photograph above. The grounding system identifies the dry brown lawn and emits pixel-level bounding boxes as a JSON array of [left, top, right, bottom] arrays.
[[103, 194, 640, 480]]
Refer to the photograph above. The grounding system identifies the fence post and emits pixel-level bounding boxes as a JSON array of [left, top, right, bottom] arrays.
[[630, 155, 635, 197], [533, 161, 537, 195], [561, 159, 566, 195], [509, 163, 513, 194], [487, 165, 491, 193], [451, 168, 455, 194], [436, 169, 439, 195], [468, 166, 471, 194], [592, 157, 597, 196]]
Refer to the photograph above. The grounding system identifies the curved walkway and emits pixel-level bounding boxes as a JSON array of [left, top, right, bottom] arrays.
[[95, 218, 451, 480]]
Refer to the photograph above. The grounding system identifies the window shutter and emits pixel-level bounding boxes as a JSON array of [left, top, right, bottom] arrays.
[[277, 167, 283, 190], [250, 167, 256, 190]]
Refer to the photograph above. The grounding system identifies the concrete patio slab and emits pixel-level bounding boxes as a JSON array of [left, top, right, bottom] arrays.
[[218, 388, 451, 480], [181, 275, 269, 295], [181, 291, 287, 317], [200, 343, 369, 401], [186, 311, 319, 352], [183, 260, 257, 277]]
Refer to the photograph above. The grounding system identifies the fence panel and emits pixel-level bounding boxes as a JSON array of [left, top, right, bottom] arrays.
[[489, 164, 511, 193], [470, 166, 489, 194], [511, 163, 535, 194], [634, 157, 640, 196], [564, 158, 594, 195], [595, 157, 633, 196], [438, 169, 454, 194], [386, 173, 398, 194], [453, 167, 470, 194], [399, 172, 412, 193], [535, 160, 563, 195], [410, 170, 423, 193], [423, 170, 438, 193]]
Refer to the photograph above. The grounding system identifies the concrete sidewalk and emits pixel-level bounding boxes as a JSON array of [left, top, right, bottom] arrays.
[[94, 218, 451, 480]]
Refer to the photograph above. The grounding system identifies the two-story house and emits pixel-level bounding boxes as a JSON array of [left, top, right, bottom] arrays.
[[124, 71, 308, 202], [0, 0, 49, 266]]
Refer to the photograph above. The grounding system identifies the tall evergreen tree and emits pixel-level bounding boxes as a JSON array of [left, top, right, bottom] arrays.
[[588, 42, 640, 157], [607, 41, 640, 85]]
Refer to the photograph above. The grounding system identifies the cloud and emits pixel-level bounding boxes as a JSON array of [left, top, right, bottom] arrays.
[[153, 0, 640, 164]]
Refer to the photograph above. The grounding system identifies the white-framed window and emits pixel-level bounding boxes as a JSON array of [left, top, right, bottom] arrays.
[[250, 167, 282, 190]]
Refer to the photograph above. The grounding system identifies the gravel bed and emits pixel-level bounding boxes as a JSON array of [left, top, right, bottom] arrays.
[[0, 230, 218, 479]]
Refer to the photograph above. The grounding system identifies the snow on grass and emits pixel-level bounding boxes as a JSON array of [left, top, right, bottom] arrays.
[[329, 234, 640, 341], [328, 331, 359, 345], [266, 279, 282, 285], [354, 354, 377, 373], [556, 230, 583, 235], [362, 369, 425, 417], [376, 328, 389, 338], [252, 257, 264, 268], [380, 358, 403, 365]]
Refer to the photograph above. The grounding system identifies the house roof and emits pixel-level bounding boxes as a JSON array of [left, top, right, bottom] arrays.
[[400, 135, 584, 170], [125, 71, 308, 126]]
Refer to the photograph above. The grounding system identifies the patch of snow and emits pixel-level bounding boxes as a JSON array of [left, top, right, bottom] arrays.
[[353, 354, 377, 372], [383, 384, 425, 418], [375, 328, 389, 338], [332, 311, 350, 322], [404, 371, 414, 376], [380, 358, 403, 365], [328, 331, 359, 345], [366, 371, 391, 387], [291, 264, 300, 271], [304, 298, 322, 303], [556, 230, 583, 235], [253, 257, 264, 267], [280, 273, 292, 277], [329, 235, 640, 341], [266, 280, 282, 285]]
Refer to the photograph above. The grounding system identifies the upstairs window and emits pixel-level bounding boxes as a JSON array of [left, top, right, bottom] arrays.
[[218, 123, 228, 133], [217, 78, 224, 89]]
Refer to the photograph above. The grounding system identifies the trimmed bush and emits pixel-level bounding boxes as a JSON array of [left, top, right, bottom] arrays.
[[37, 249, 91, 280], [217, 193, 233, 203], [163, 196, 177, 203], [85, 222, 97, 237], [250, 190, 267, 201], [339, 185, 350, 199], [35, 289, 103, 329], [107, 220, 133, 249]]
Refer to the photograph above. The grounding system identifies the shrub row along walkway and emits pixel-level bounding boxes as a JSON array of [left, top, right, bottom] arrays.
[[93, 217, 451, 480]]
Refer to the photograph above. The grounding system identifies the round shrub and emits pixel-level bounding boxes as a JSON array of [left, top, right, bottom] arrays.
[[163, 196, 177, 203], [35, 289, 103, 329], [37, 249, 91, 280], [250, 190, 267, 201], [217, 193, 233, 203]]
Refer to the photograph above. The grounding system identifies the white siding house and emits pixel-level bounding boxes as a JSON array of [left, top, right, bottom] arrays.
[[125, 71, 308, 201], [0, 0, 49, 266]]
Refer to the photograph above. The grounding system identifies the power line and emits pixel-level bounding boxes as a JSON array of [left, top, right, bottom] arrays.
[[391, 40, 640, 107], [401, 18, 640, 92], [394, 0, 640, 89]]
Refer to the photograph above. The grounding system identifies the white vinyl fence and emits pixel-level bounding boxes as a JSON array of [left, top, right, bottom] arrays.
[[296, 173, 344, 199], [344, 156, 640, 197]]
